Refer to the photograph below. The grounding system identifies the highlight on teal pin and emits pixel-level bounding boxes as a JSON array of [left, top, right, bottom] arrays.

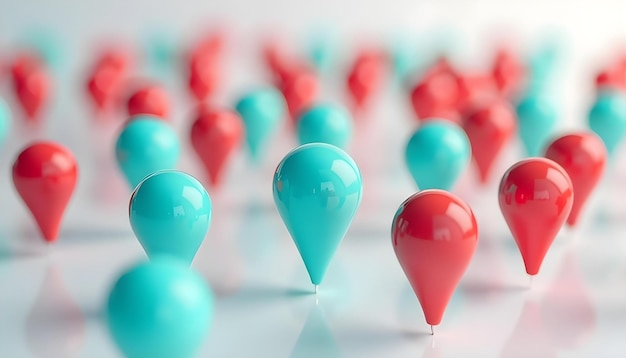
[[515, 92, 558, 157], [235, 87, 286, 162], [296, 103, 352, 149], [273, 143, 362, 289], [106, 258, 214, 358], [129, 170, 212, 265], [588, 89, 626, 157], [115, 115, 180, 189], [0, 97, 10, 147], [405, 119, 471, 191]]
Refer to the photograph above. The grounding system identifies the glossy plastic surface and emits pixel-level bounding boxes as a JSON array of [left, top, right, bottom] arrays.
[[405, 119, 471, 190], [190, 107, 244, 188], [588, 89, 626, 157], [235, 87, 286, 162], [127, 85, 170, 119], [296, 103, 353, 149], [463, 99, 516, 184], [106, 258, 214, 358], [115, 116, 180, 188], [129, 170, 212, 265], [515, 92, 558, 157], [498, 158, 574, 276], [11, 141, 77, 242], [544, 133, 607, 227], [273, 143, 362, 285], [392, 189, 478, 326]]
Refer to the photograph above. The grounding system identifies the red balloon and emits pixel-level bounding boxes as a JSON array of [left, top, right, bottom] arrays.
[[463, 99, 516, 184], [498, 158, 573, 276], [190, 107, 243, 187], [346, 50, 386, 110], [127, 85, 170, 119], [544, 133, 606, 227], [11, 54, 50, 122], [392, 190, 478, 327], [12, 142, 78, 243]]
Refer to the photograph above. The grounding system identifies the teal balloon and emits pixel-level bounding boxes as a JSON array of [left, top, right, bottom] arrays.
[[115, 116, 180, 188], [588, 89, 626, 157], [516, 93, 558, 157], [0, 98, 10, 147], [107, 258, 213, 358], [235, 87, 286, 162], [273, 143, 362, 285], [297, 104, 352, 149], [129, 170, 212, 265], [405, 119, 471, 190]]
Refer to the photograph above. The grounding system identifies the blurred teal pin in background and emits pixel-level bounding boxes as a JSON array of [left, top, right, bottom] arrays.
[[273, 143, 362, 291], [296, 103, 352, 149], [405, 119, 471, 191], [235, 87, 286, 163], [107, 258, 214, 358], [129, 170, 212, 265], [115, 115, 180, 188], [0, 98, 10, 148], [515, 91, 559, 157], [588, 89, 626, 157]]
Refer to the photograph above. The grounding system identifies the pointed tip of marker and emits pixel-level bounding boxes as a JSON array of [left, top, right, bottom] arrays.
[[314, 284, 318, 294], [430, 325, 434, 335]]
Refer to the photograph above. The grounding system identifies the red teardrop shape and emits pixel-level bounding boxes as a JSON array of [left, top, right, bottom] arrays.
[[127, 84, 170, 119]]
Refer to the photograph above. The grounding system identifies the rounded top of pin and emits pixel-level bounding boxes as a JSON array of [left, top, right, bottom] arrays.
[[107, 257, 213, 358], [13, 141, 77, 178], [129, 170, 212, 265], [296, 103, 353, 149]]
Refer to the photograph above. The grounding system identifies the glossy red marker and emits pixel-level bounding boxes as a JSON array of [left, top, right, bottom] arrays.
[[499, 158, 573, 276], [12, 142, 78, 243], [127, 84, 170, 119], [463, 99, 516, 184], [544, 133, 606, 227], [392, 190, 478, 329], [190, 107, 243, 187], [11, 54, 50, 123]]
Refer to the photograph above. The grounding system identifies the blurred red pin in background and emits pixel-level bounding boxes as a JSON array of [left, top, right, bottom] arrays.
[[463, 99, 516, 184], [280, 66, 319, 121], [127, 84, 170, 119], [11, 54, 50, 123], [491, 48, 525, 99], [86, 48, 130, 114], [392, 190, 478, 329], [499, 158, 573, 276], [346, 49, 386, 112], [544, 133, 606, 227], [410, 60, 460, 123], [12, 141, 78, 243], [187, 32, 225, 102], [190, 106, 243, 188]]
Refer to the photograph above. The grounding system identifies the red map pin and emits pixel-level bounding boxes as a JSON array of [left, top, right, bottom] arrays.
[[498, 158, 573, 276], [11, 54, 50, 123], [127, 84, 170, 119], [86, 48, 130, 114], [190, 107, 243, 187], [544, 133, 606, 227], [463, 99, 516, 184], [12, 141, 78, 243], [392, 190, 478, 328], [347, 50, 386, 111]]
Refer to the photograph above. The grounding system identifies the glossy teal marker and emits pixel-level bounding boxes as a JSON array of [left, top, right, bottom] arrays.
[[588, 89, 626, 157], [0, 98, 10, 148], [516, 92, 558, 157], [405, 119, 471, 190], [273, 143, 362, 290], [235, 87, 286, 162], [297, 104, 352, 149], [130, 170, 211, 265], [107, 258, 213, 358], [115, 115, 180, 189]]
